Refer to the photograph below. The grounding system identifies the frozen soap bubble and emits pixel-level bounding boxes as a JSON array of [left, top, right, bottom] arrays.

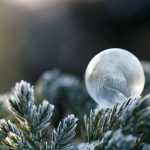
[[85, 48, 145, 108]]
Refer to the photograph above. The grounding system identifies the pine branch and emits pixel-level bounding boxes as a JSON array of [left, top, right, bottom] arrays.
[[0, 81, 78, 150], [81, 109, 105, 142], [0, 119, 32, 149], [81, 98, 132, 143], [9, 81, 54, 147], [80, 94, 150, 150], [99, 129, 137, 150], [78, 141, 100, 150], [35, 69, 95, 129], [120, 95, 150, 149], [121, 95, 150, 137], [142, 144, 150, 150], [50, 115, 78, 150]]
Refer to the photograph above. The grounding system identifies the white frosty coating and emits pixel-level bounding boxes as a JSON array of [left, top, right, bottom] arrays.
[[142, 144, 150, 150], [42, 99, 54, 110], [107, 129, 136, 148], [14, 80, 35, 103], [85, 48, 145, 108], [78, 141, 100, 150], [64, 114, 78, 122]]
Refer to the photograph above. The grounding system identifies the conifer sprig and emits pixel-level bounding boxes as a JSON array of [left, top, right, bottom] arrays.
[[0, 81, 77, 150], [79, 96, 150, 150], [51, 114, 78, 150]]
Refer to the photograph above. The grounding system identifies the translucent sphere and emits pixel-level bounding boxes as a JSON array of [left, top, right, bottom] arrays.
[[85, 48, 145, 108]]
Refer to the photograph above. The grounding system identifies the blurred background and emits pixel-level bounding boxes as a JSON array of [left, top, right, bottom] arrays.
[[0, 0, 150, 92]]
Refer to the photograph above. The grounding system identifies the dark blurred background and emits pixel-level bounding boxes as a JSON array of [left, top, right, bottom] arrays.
[[0, 0, 150, 91]]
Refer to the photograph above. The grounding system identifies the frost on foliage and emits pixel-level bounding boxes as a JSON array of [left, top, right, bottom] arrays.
[[35, 69, 95, 129], [35, 70, 80, 99], [102, 130, 137, 150], [51, 114, 78, 150], [81, 96, 150, 150], [9, 81, 54, 134], [78, 141, 100, 150], [121, 95, 150, 137], [81, 98, 132, 143], [0, 81, 77, 150], [142, 144, 150, 150], [0, 119, 32, 149]]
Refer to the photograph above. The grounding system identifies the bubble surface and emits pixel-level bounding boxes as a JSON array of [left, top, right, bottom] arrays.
[[85, 48, 145, 108]]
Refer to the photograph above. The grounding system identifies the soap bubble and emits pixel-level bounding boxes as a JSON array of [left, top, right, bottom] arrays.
[[85, 48, 145, 108]]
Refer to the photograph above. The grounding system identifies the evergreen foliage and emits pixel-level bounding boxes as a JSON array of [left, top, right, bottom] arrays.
[[1, 66, 150, 150], [0, 81, 77, 150], [51, 114, 77, 150], [79, 96, 150, 150], [35, 69, 95, 127]]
